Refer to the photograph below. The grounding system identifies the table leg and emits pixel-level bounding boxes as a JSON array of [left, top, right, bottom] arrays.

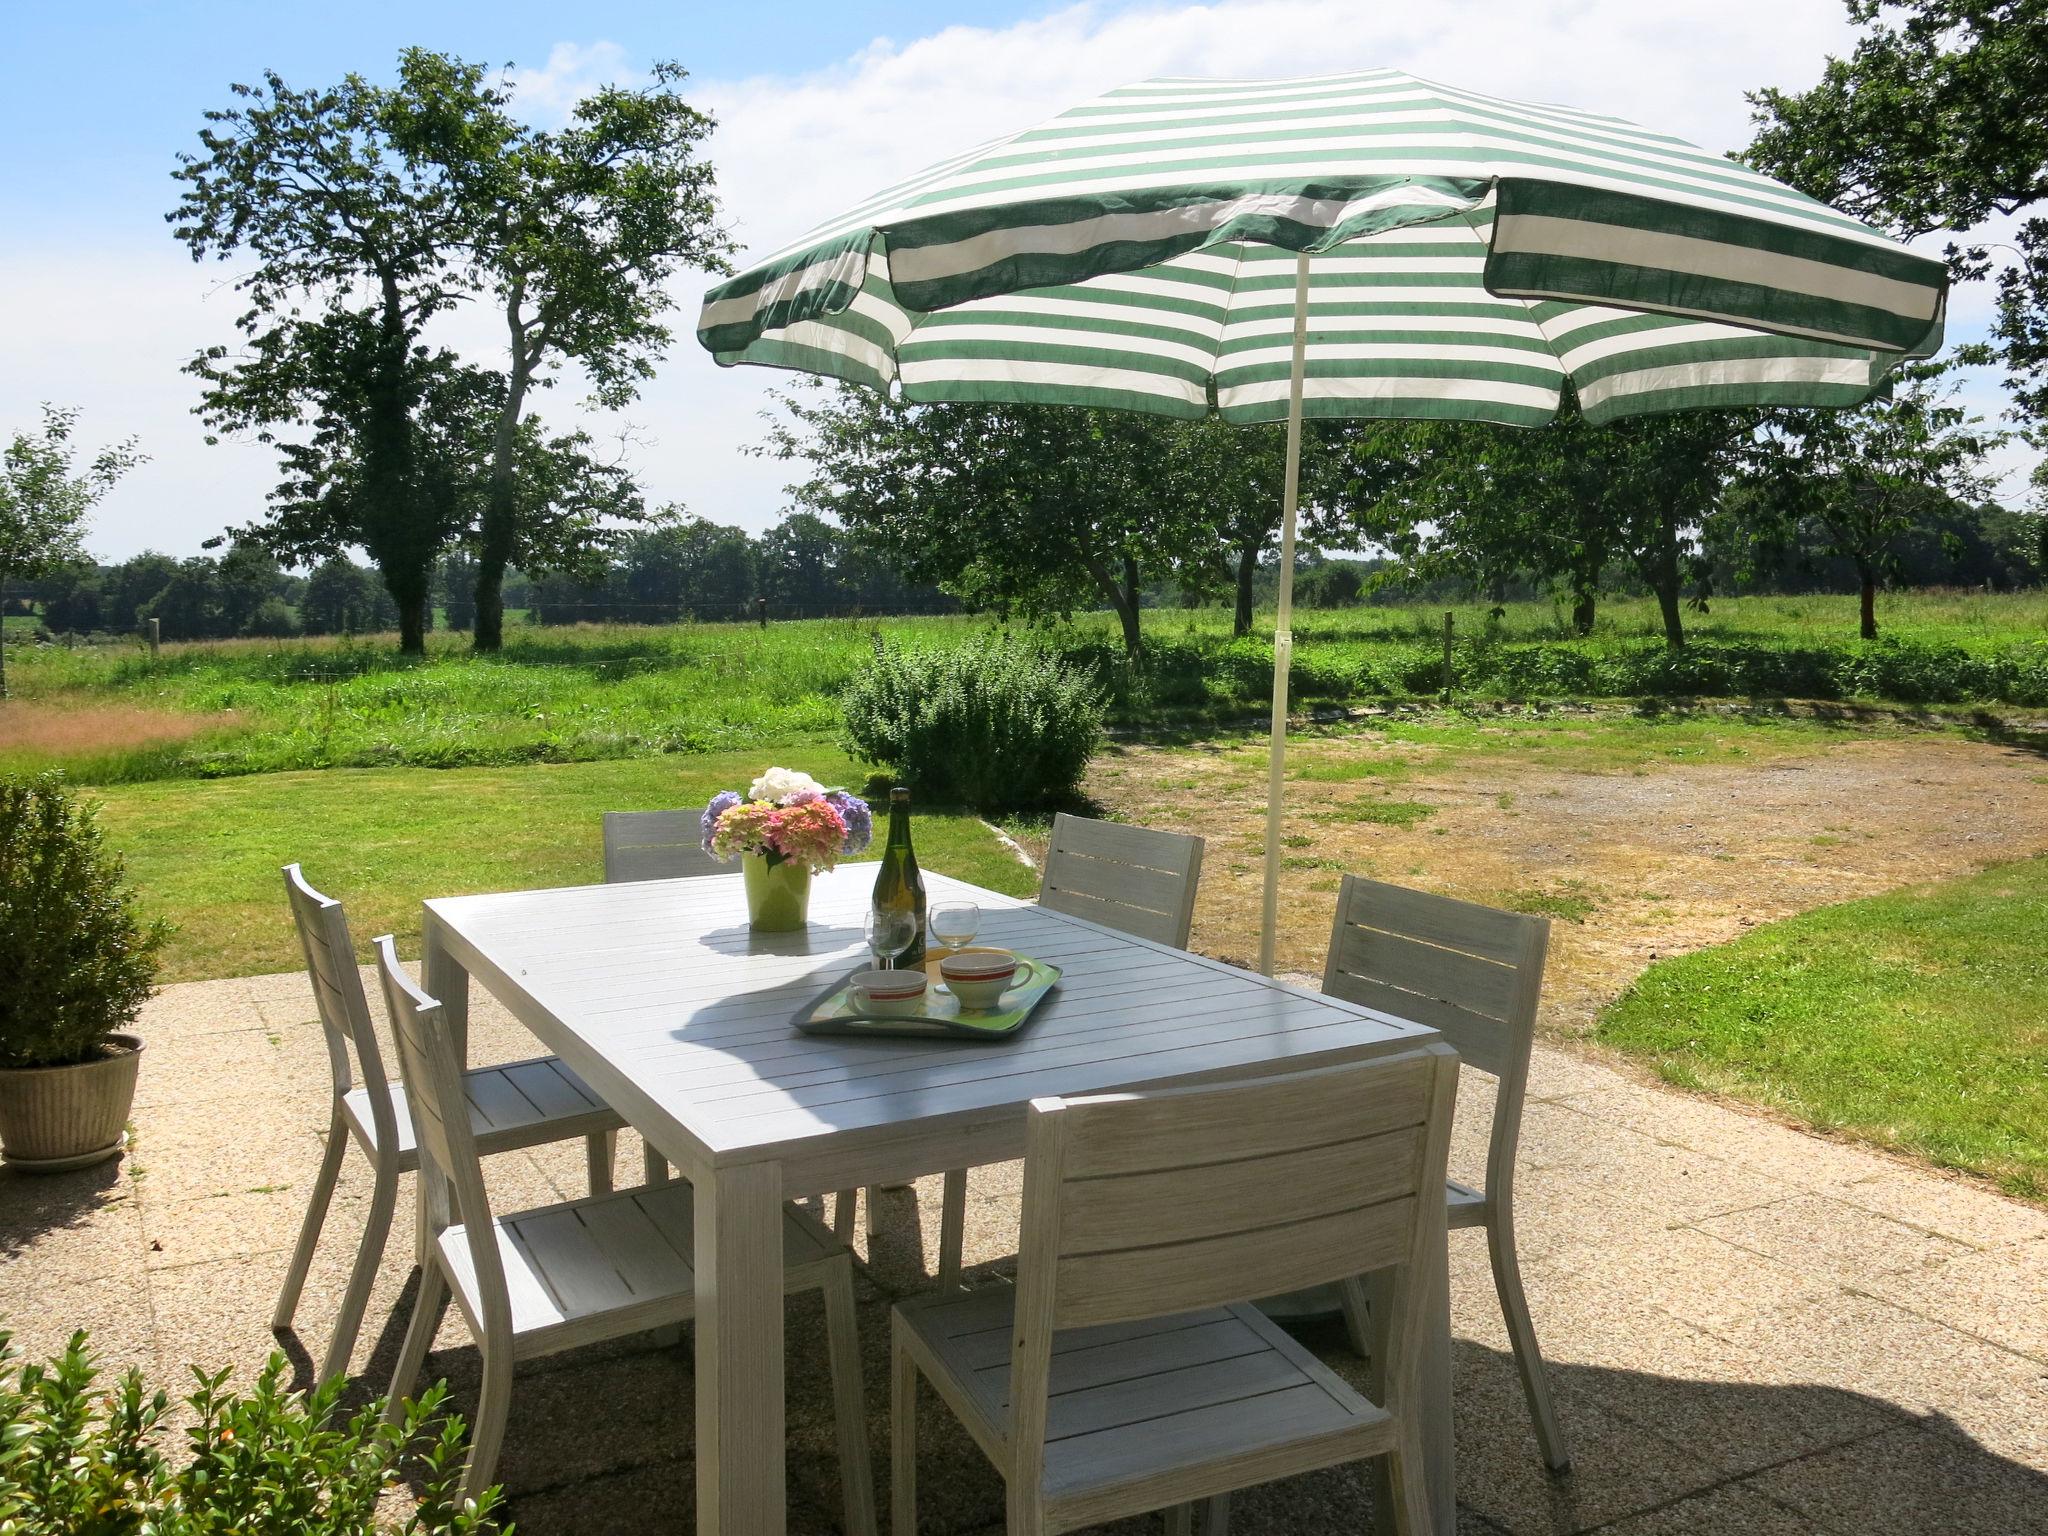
[[420, 910, 470, 1067], [695, 1161, 786, 1536]]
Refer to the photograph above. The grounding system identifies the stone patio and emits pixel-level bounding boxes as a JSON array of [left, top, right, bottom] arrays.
[[3, 969, 2044, 1534]]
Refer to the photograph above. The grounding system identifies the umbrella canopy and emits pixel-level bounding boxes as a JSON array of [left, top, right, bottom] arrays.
[[696, 69, 1948, 970]]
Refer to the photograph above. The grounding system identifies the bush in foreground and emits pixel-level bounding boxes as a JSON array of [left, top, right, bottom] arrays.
[[0, 1330, 502, 1534], [842, 636, 1104, 811]]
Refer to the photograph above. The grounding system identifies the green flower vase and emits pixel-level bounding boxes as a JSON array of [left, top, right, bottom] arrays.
[[742, 851, 813, 932]]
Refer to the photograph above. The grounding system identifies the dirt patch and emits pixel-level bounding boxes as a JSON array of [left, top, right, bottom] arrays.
[[1063, 728, 2048, 1045]]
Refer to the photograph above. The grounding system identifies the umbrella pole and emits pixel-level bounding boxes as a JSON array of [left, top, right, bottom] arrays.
[[1258, 252, 1311, 976]]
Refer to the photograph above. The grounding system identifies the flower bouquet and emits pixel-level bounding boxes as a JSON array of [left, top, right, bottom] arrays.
[[702, 768, 873, 931]]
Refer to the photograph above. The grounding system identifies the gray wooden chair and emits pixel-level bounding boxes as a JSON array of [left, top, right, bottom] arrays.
[[931, 813, 1205, 1288], [604, 809, 720, 1188], [271, 865, 624, 1385], [602, 808, 723, 884], [1036, 812, 1205, 946], [1321, 874, 1569, 1472], [892, 1045, 1459, 1536], [374, 936, 877, 1529]]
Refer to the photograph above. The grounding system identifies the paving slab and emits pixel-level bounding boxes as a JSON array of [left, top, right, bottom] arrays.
[[2, 970, 2044, 1536]]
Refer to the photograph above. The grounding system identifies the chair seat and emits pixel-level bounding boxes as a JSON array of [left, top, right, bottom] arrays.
[[343, 1054, 623, 1163], [898, 1287, 1391, 1516], [439, 1180, 845, 1353], [1447, 1178, 1488, 1229]]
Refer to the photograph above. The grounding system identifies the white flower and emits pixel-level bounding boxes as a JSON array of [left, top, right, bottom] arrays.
[[748, 766, 825, 805]]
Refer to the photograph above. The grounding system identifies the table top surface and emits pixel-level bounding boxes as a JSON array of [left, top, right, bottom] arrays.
[[426, 864, 1437, 1166]]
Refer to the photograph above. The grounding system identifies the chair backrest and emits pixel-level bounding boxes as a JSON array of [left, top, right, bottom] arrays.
[[603, 809, 724, 883], [373, 935, 514, 1347], [1004, 1045, 1458, 1489], [1321, 876, 1548, 1198], [1037, 813, 1204, 947], [282, 864, 399, 1149]]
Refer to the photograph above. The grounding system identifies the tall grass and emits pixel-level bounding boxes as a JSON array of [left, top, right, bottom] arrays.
[[6, 594, 2046, 785]]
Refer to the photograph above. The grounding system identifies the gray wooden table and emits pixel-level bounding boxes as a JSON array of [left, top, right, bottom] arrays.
[[421, 865, 1454, 1535]]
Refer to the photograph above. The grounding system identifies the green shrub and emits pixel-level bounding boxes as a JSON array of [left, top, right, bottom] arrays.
[[0, 1330, 502, 1533], [841, 636, 1105, 811], [0, 774, 167, 1068]]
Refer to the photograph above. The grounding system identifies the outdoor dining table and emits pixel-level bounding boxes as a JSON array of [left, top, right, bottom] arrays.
[[420, 864, 1454, 1536]]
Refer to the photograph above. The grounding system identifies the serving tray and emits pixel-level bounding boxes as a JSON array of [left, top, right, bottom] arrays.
[[792, 951, 1062, 1040]]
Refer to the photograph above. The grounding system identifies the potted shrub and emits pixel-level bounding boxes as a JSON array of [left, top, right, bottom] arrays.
[[0, 773, 166, 1170]]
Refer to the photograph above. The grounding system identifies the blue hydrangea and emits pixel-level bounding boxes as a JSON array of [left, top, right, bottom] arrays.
[[701, 790, 742, 857], [826, 789, 872, 855]]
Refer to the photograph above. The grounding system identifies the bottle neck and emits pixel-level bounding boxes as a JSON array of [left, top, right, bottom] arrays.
[[887, 797, 913, 849]]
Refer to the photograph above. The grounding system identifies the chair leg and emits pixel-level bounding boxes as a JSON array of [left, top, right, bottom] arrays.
[[936, 1168, 968, 1290], [1383, 1425, 1432, 1536], [272, 1107, 348, 1330], [586, 1131, 616, 1195], [643, 1141, 671, 1186], [1202, 1492, 1231, 1534], [891, 1319, 918, 1536], [383, 1263, 449, 1424], [1489, 1215, 1570, 1472], [1338, 1274, 1374, 1362], [1165, 1506, 1194, 1536], [463, 1342, 515, 1507], [320, 1155, 400, 1384], [832, 1189, 858, 1245], [822, 1263, 878, 1536]]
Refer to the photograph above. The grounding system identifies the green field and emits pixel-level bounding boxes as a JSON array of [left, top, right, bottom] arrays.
[[7, 591, 2048, 785], [1599, 857, 2048, 1200]]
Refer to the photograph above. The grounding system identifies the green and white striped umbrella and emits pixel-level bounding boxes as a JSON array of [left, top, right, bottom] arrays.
[[696, 69, 1948, 971]]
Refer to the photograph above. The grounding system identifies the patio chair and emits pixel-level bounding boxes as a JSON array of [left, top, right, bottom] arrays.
[[271, 865, 625, 1385], [1321, 875, 1570, 1473], [602, 808, 723, 884], [604, 809, 719, 1187], [931, 813, 1205, 1287], [892, 1044, 1459, 1536], [374, 935, 878, 1529]]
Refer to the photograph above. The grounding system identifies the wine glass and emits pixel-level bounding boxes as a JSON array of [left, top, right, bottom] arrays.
[[865, 906, 918, 970], [929, 901, 981, 951]]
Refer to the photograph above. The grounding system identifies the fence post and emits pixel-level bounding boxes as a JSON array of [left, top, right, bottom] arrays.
[[1441, 610, 1454, 701], [147, 617, 160, 658], [756, 596, 768, 629]]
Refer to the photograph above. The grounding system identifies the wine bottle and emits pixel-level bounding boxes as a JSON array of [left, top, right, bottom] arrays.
[[871, 787, 927, 970]]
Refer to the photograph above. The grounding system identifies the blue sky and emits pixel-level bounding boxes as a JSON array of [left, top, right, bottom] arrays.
[[2, 1, 2034, 560]]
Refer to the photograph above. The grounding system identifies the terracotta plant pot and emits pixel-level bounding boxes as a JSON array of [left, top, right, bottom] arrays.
[[0, 1034, 143, 1172], [741, 851, 813, 932]]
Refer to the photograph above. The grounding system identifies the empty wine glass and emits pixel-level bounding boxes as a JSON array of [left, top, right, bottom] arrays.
[[865, 905, 918, 970], [929, 901, 981, 950]]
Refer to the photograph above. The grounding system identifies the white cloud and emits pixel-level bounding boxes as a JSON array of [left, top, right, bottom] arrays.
[[7, 0, 2037, 563]]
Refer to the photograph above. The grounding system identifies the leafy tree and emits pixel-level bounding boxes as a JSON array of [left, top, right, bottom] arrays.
[[1743, 365, 2002, 636], [0, 406, 142, 694], [301, 557, 398, 635], [1747, 1, 2048, 480], [172, 66, 470, 653], [766, 387, 1222, 654], [383, 50, 732, 650]]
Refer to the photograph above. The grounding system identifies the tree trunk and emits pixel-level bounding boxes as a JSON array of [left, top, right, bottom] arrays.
[[1571, 591, 1597, 636], [1082, 552, 1144, 656], [1654, 581, 1685, 649], [1646, 507, 1686, 650], [1233, 540, 1258, 638], [1857, 563, 1879, 640], [474, 289, 535, 654]]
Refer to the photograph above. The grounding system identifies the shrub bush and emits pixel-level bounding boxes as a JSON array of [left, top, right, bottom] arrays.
[[0, 774, 167, 1069], [842, 636, 1105, 811], [0, 1330, 502, 1533]]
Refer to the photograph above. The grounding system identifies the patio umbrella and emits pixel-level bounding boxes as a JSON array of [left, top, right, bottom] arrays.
[[696, 69, 1947, 973]]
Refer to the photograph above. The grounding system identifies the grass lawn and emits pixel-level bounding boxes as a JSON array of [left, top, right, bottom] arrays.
[[1597, 856, 2048, 1199], [88, 748, 1038, 981]]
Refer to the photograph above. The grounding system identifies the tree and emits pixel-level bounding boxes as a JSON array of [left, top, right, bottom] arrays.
[[0, 406, 142, 694], [766, 386, 1226, 654], [300, 557, 396, 635], [1744, 366, 2001, 636], [382, 50, 733, 650], [1747, 2, 2048, 475], [171, 62, 478, 653]]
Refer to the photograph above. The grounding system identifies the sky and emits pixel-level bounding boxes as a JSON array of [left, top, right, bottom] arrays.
[[2, 0, 2036, 562]]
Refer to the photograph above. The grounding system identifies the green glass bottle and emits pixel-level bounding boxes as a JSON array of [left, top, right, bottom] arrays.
[[871, 787, 927, 970]]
